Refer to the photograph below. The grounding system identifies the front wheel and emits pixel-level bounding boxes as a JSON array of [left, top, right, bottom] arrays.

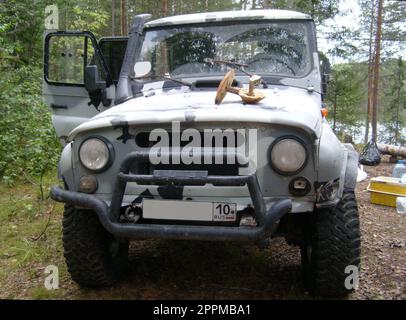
[[63, 205, 129, 287], [301, 191, 361, 297]]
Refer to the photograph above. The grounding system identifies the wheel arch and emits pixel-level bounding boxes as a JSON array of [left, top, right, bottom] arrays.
[[342, 143, 359, 192], [58, 142, 75, 190]]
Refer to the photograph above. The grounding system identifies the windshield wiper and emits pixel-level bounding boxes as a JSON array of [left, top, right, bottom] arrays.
[[203, 58, 268, 89], [203, 58, 248, 69], [131, 74, 193, 88]]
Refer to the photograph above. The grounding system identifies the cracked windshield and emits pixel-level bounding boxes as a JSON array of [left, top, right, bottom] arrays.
[[138, 22, 312, 79]]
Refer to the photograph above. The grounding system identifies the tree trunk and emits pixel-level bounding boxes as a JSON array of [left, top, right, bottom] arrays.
[[344, 135, 354, 144], [333, 92, 337, 133], [365, 0, 376, 144], [377, 144, 406, 158], [371, 0, 383, 143], [162, 0, 168, 16], [120, 0, 127, 36], [160, 0, 169, 74], [395, 58, 402, 145], [263, 0, 271, 9], [112, 0, 115, 36]]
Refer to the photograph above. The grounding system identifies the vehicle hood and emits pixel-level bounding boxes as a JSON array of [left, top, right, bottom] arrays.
[[68, 85, 323, 141]]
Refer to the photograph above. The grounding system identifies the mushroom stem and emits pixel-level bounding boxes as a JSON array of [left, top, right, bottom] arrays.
[[227, 87, 241, 95], [248, 75, 262, 96], [248, 83, 255, 96]]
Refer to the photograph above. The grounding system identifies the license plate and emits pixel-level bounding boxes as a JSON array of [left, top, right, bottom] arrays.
[[142, 199, 237, 222], [212, 202, 237, 221]]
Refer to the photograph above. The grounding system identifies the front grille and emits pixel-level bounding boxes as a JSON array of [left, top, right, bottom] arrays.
[[131, 130, 247, 176], [135, 131, 246, 148], [130, 154, 241, 176], [153, 162, 239, 176]]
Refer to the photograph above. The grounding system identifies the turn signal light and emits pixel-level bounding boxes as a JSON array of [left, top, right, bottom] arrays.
[[78, 175, 98, 194]]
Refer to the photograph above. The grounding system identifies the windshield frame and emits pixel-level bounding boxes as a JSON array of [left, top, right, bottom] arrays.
[[136, 19, 317, 82]]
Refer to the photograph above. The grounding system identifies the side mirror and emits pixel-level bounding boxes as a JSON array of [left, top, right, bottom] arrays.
[[84, 65, 111, 107], [133, 61, 152, 78], [85, 65, 106, 92], [319, 53, 331, 96], [322, 73, 330, 96]]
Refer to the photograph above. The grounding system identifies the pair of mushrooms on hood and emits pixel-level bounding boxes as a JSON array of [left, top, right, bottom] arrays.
[[215, 69, 265, 105]]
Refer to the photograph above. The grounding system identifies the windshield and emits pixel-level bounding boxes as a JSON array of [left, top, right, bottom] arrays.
[[138, 21, 312, 80]]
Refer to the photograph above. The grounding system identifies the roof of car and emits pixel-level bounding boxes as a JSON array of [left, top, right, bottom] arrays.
[[145, 9, 312, 28]]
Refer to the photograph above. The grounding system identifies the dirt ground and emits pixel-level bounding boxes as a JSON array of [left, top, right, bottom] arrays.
[[0, 157, 405, 300], [354, 159, 406, 299]]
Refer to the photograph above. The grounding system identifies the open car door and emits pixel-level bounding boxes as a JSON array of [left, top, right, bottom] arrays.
[[43, 31, 127, 142]]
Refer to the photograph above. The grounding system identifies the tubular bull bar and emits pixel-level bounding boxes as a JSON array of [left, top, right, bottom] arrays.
[[50, 151, 292, 241]]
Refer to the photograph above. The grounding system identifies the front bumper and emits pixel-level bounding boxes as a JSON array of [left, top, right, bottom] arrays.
[[50, 151, 292, 242]]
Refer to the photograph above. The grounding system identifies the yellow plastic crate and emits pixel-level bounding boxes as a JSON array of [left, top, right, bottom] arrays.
[[367, 176, 406, 207]]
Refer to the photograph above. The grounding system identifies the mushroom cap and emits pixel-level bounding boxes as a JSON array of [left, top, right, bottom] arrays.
[[238, 89, 265, 104], [215, 69, 235, 105], [250, 74, 262, 84]]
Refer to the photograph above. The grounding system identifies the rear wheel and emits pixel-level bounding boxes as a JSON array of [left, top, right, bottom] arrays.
[[63, 205, 129, 287], [301, 191, 361, 297]]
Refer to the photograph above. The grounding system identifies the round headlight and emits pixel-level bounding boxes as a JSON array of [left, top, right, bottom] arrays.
[[79, 137, 112, 172], [270, 138, 307, 175]]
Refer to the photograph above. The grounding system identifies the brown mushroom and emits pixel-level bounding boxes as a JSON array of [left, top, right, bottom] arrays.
[[215, 69, 236, 105], [215, 69, 266, 105], [238, 88, 265, 104]]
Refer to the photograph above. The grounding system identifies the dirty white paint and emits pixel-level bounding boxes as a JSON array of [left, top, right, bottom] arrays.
[[145, 10, 311, 28], [68, 85, 322, 141]]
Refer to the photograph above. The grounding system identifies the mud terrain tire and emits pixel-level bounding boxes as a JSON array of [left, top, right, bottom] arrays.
[[301, 190, 361, 297], [63, 205, 129, 287]]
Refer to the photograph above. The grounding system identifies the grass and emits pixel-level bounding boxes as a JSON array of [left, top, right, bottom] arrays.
[[0, 171, 66, 299]]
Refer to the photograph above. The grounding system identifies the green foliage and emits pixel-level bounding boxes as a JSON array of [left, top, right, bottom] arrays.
[[0, 1, 61, 184], [0, 66, 60, 184], [358, 0, 406, 60], [128, 0, 242, 21], [0, 0, 48, 67], [326, 58, 406, 144], [381, 58, 406, 145], [56, 0, 111, 36], [326, 63, 364, 138], [325, 27, 360, 60], [286, 0, 339, 24]]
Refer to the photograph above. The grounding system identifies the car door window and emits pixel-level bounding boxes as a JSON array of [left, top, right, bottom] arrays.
[[47, 35, 85, 85]]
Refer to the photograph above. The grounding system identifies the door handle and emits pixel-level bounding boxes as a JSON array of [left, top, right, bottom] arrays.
[[50, 103, 68, 109]]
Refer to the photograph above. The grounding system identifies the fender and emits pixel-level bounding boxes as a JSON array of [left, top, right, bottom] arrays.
[[316, 124, 356, 207], [343, 143, 359, 191], [58, 142, 75, 190]]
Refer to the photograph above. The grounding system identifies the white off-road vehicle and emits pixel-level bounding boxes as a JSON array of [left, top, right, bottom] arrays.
[[45, 9, 360, 297]]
